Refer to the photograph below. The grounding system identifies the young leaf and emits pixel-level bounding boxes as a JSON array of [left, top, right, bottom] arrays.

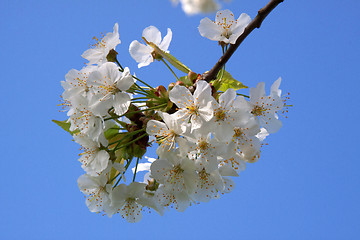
[[52, 119, 78, 135], [148, 42, 191, 73], [215, 71, 248, 92], [104, 126, 121, 140]]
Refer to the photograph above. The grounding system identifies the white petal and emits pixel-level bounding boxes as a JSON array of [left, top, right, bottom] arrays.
[[194, 80, 212, 99], [250, 82, 266, 101], [143, 26, 161, 45], [127, 182, 146, 197], [103, 62, 120, 84], [77, 174, 100, 194], [222, 177, 235, 193], [146, 120, 167, 136], [116, 67, 134, 91], [231, 13, 251, 36], [129, 40, 153, 65], [198, 17, 223, 42], [169, 85, 193, 109], [261, 116, 282, 134], [271, 77, 282, 97], [159, 28, 172, 52], [219, 88, 236, 109], [215, 9, 235, 23], [92, 150, 110, 173], [113, 92, 131, 116]]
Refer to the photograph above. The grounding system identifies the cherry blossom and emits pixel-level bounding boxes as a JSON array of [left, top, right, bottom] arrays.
[[129, 26, 172, 68], [169, 80, 215, 130], [199, 9, 251, 44], [87, 62, 134, 116], [82, 23, 121, 66], [235, 78, 284, 134]]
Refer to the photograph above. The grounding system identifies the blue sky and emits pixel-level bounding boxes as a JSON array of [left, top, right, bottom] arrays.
[[1, 0, 359, 239]]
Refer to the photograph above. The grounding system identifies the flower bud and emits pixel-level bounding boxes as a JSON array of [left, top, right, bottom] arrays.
[[106, 49, 118, 62], [145, 178, 159, 192], [168, 82, 175, 91], [155, 85, 167, 97], [188, 71, 198, 84], [151, 51, 163, 61], [175, 81, 185, 86]]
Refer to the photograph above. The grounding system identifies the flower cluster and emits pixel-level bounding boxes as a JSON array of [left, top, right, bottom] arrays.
[[56, 8, 289, 223]]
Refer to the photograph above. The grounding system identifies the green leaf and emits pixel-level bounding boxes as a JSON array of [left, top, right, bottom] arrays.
[[104, 126, 121, 140], [215, 71, 248, 92], [52, 119, 78, 135], [148, 42, 191, 74]]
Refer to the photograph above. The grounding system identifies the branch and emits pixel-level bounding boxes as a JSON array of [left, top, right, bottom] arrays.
[[201, 0, 285, 82]]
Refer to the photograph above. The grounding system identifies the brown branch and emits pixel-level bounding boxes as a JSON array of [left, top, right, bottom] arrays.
[[201, 0, 285, 82]]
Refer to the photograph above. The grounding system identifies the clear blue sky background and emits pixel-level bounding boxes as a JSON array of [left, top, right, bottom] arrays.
[[1, 0, 359, 239]]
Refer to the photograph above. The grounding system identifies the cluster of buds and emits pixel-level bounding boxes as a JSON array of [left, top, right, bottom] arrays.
[[56, 8, 289, 223]]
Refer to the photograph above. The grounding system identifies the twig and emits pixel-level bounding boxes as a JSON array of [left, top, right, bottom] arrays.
[[201, 0, 285, 82]]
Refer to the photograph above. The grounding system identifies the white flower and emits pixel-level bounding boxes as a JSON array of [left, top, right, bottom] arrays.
[[68, 97, 105, 142], [210, 88, 249, 142], [185, 128, 224, 171], [77, 173, 115, 216], [82, 23, 121, 65], [61, 65, 97, 103], [111, 182, 163, 223], [87, 62, 134, 116], [199, 9, 251, 44], [235, 78, 284, 134], [146, 112, 186, 156], [231, 117, 262, 163], [172, 0, 220, 15], [150, 151, 197, 194], [74, 134, 110, 176], [218, 143, 247, 174], [193, 168, 224, 202], [169, 80, 215, 130], [155, 185, 192, 212], [129, 26, 172, 68]]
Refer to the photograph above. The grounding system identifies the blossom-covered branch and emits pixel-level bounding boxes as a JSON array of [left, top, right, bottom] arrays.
[[55, 1, 290, 223], [201, 0, 285, 82]]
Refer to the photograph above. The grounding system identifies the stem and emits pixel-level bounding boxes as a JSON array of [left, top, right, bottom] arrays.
[[201, 0, 285, 82], [108, 128, 145, 146], [115, 59, 153, 89], [132, 75, 154, 89], [236, 93, 250, 98], [126, 103, 167, 115], [109, 172, 120, 184], [113, 118, 124, 125], [132, 91, 150, 97], [131, 97, 150, 101], [161, 58, 179, 81], [115, 59, 124, 71], [133, 83, 149, 93], [113, 133, 148, 151], [104, 115, 121, 121], [113, 159, 132, 187], [132, 157, 140, 182]]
